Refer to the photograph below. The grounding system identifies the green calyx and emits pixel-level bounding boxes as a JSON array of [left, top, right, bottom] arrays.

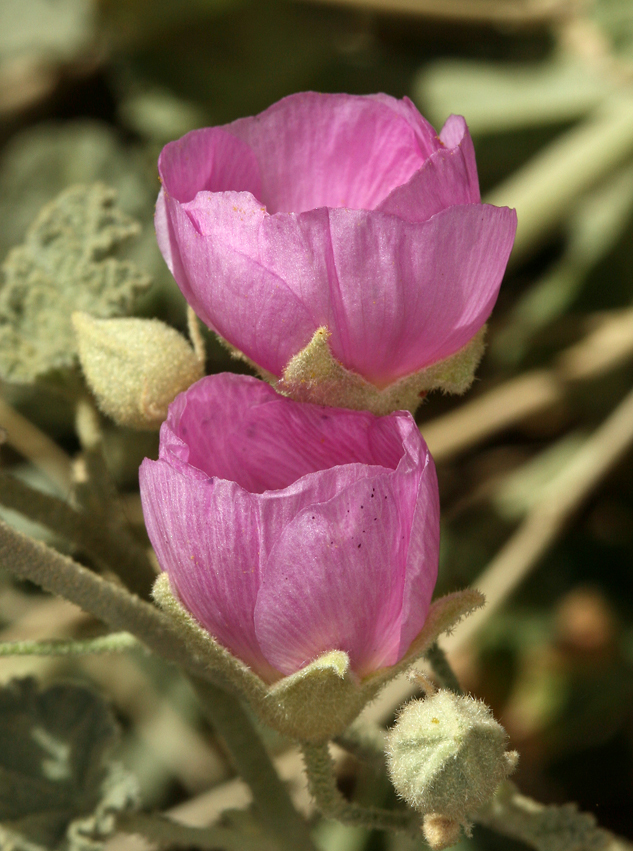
[[153, 573, 484, 743], [273, 326, 487, 415]]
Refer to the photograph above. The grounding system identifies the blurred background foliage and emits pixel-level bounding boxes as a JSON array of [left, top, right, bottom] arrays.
[[1, 0, 633, 849]]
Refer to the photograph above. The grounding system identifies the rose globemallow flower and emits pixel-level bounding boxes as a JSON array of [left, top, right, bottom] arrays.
[[155, 92, 517, 414], [140, 372, 440, 693]]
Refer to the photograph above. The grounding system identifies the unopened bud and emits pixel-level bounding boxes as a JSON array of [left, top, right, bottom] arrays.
[[386, 690, 518, 849], [422, 814, 462, 850], [73, 312, 204, 429]]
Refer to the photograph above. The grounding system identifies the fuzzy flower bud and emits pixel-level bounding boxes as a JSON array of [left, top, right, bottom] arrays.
[[386, 690, 518, 849], [73, 312, 204, 430]]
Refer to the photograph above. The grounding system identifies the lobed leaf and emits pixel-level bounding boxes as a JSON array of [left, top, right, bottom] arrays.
[[0, 677, 137, 850], [0, 184, 151, 384]]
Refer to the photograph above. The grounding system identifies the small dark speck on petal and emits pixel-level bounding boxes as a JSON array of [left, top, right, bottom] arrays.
[[358, 543, 361, 548]]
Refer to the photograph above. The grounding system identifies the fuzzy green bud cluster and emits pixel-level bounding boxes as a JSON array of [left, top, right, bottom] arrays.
[[73, 312, 204, 430], [386, 690, 518, 849]]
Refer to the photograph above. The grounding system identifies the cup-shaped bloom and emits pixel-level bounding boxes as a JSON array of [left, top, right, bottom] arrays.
[[155, 92, 517, 413], [139, 373, 440, 683]]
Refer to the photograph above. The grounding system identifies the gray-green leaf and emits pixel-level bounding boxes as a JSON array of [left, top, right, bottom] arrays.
[[0, 183, 151, 384], [0, 677, 138, 851]]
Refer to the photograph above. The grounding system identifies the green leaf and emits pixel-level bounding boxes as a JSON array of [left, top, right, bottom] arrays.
[[0, 184, 151, 384], [0, 677, 137, 851]]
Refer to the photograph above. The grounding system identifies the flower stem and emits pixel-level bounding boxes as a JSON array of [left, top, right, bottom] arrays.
[[0, 470, 154, 598], [478, 781, 633, 851], [0, 396, 73, 492], [192, 677, 317, 851], [424, 641, 463, 695], [0, 516, 211, 680], [335, 722, 386, 766], [117, 811, 278, 851], [0, 632, 139, 656], [0, 516, 315, 850], [301, 742, 416, 833]]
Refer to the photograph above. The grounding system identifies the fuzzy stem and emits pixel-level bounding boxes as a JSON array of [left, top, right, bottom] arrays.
[[0, 516, 213, 680], [0, 632, 139, 656], [0, 517, 313, 851], [0, 395, 73, 492], [117, 811, 277, 851], [0, 471, 154, 597], [193, 677, 317, 851], [74, 397, 117, 513], [335, 722, 386, 766], [477, 781, 633, 851], [301, 742, 415, 833], [424, 642, 463, 695]]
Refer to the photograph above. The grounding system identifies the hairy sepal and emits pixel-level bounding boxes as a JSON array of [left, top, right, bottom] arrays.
[[153, 574, 483, 743], [274, 327, 486, 415]]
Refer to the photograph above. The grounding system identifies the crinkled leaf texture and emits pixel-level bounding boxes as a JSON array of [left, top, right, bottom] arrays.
[[0, 183, 150, 384], [0, 677, 138, 851], [154, 572, 484, 743]]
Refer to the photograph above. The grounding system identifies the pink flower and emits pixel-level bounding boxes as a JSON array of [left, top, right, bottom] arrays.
[[139, 373, 440, 683], [155, 92, 516, 401]]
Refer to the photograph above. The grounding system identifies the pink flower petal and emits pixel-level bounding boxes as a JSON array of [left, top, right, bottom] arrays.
[[258, 203, 517, 385], [366, 94, 441, 158], [254, 411, 435, 676], [140, 460, 277, 678], [255, 473, 410, 676], [162, 373, 402, 493], [255, 410, 409, 561], [225, 92, 428, 213], [378, 114, 480, 223], [165, 191, 516, 385], [439, 114, 480, 205], [396, 454, 440, 656], [159, 190, 316, 375], [158, 127, 262, 202]]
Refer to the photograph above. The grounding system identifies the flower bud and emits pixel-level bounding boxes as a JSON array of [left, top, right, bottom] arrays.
[[73, 312, 204, 430], [386, 690, 518, 849]]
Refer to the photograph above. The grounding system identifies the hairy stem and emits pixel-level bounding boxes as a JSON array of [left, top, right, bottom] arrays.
[[335, 721, 386, 766], [193, 677, 317, 851], [301, 742, 415, 833], [73, 398, 154, 597], [0, 395, 73, 492], [0, 516, 212, 680], [478, 781, 633, 851], [424, 642, 463, 695], [0, 632, 139, 656], [117, 812, 278, 851], [0, 471, 154, 597]]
